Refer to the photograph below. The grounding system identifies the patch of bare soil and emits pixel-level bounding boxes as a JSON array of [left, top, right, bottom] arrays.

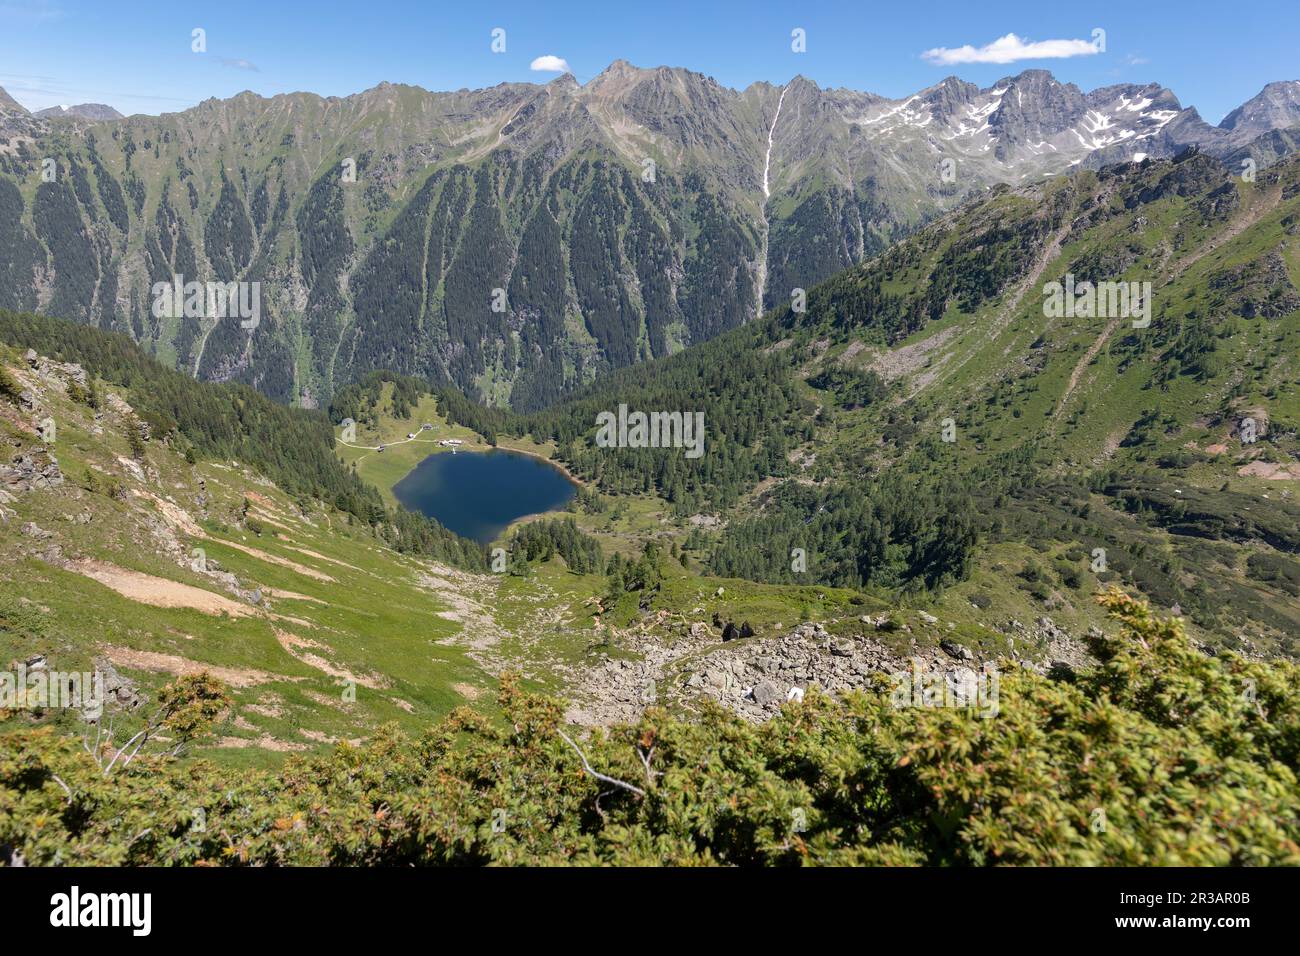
[[868, 325, 957, 387], [248, 510, 297, 533], [280, 545, 364, 574], [242, 491, 280, 511], [216, 734, 308, 752], [273, 629, 389, 689], [0, 397, 39, 437], [452, 682, 483, 701], [129, 489, 204, 538], [98, 645, 294, 688], [269, 614, 320, 631], [297, 729, 362, 745], [303, 689, 346, 709], [70, 559, 257, 617], [261, 587, 326, 604], [244, 697, 285, 719], [1237, 460, 1300, 480], [212, 539, 336, 582]]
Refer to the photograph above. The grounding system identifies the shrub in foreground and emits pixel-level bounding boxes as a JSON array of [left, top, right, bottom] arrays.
[[1, 591, 1297, 865]]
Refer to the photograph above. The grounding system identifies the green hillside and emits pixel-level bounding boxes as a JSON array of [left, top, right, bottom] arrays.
[[350, 151, 1300, 655], [3, 149, 1300, 866]]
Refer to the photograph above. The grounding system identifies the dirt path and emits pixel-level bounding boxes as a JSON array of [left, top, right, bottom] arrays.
[[1052, 184, 1283, 424], [212, 539, 336, 582], [261, 587, 327, 604], [923, 217, 1074, 398], [336, 434, 446, 453], [280, 545, 365, 574], [1053, 317, 1122, 421], [1166, 183, 1283, 284], [98, 645, 294, 687], [273, 629, 389, 688]]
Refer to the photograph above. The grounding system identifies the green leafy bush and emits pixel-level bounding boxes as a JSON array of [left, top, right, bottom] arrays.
[[2, 591, 1296, 866]]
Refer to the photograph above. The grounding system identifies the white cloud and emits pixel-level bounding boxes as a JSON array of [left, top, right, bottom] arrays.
[[529, 55, 571, 74], [922, 33, 1102, 66]]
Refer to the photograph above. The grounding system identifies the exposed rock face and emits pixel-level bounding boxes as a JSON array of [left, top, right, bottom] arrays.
[[566, 618, 976, 724], [940, 639, 973, 661], [999, 616, 1094, 671], [0, 69, 1297, 409], [1, 448, 64, 494], [1220, 81, 1300, 141], [561, 606, 1101, 727], [719, 619, 756, 642], [750, 680, 781, 707], [31, 358, 88, 391], [33, 103, 123, 121], [685, 622, 921, 721], [93, 657, 145, 711], [1210, 251, 1300, 318]]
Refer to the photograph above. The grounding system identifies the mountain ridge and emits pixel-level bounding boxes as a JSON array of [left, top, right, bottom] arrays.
[[2, 148, 1299, 787], [32, 103, 123, 121], [1, 64, 1298, 412]]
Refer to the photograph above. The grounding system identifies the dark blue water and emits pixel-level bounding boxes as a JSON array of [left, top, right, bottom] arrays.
[[392, 449, 577, 544]]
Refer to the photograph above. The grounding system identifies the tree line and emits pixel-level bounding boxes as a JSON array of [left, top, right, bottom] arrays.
[[0, 310, 486, 570]]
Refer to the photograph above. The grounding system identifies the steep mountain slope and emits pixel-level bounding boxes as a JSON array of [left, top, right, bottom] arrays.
[[1, 67, 1297, 412], [411, 150, 1300, 654], [727, 150, 1300, 652], [1220, 80, 1300, 141], [0, 325, 962, 754], [3, 150, 1299, 786], [0, 340, 499, 762]]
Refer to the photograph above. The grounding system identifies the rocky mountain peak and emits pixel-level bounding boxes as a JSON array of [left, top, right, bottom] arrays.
[[33, 103, 123, 121], [547, 72, 579, 92], [913, 75, 981, 120], [1219, 79, 1300, 137], [1000, 68, 1063, 88], [2, 62, 1299, 412], [0, 85, 30, 116]]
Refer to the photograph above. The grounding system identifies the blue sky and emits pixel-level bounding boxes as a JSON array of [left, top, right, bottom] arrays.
[[1, 0, 1296, 122]]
